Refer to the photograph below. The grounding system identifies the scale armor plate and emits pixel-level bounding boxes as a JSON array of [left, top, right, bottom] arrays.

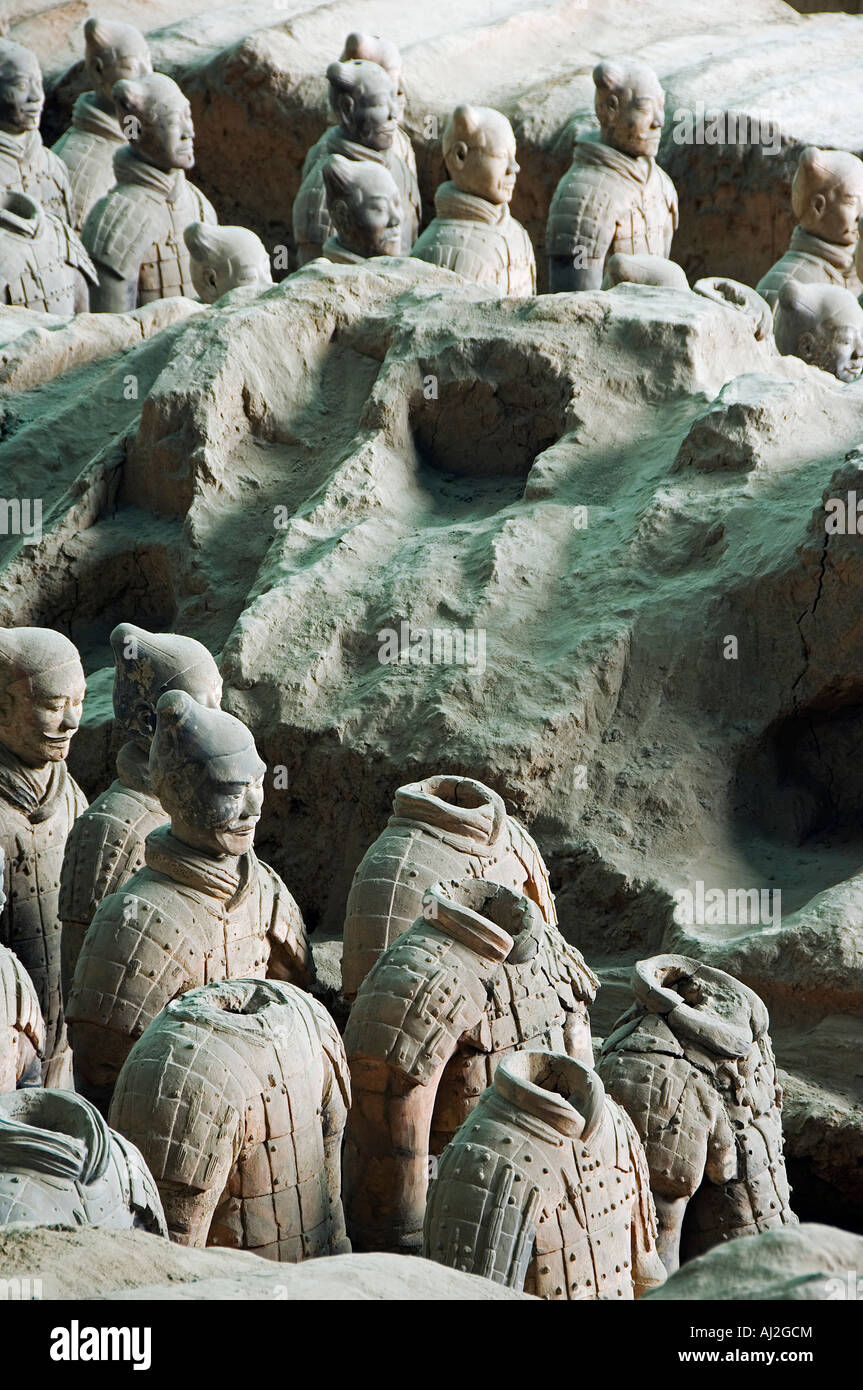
[[411, 215, 536, 295], [83, 177, 217, 303]]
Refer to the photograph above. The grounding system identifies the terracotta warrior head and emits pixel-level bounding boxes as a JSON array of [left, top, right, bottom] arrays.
[[792, 146, 863, 247], [774, 280, 863, 382], [113, 71, 194, 172], [83, 17, 151, 112], [0, 628, 85, 768], [326, 58, 398, 152], [110, 623, 222, 750], [0, 40, 43, 136], [184, 222, 272, 301], [593, 57, 665, 160], [322, 154, 401, 256], [341, 32, 406, 125], [149, 690, 265, 859], [443, 105, 519, 205]]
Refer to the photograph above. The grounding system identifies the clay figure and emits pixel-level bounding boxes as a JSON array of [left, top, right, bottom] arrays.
[[59, 624, 223, 1005], [0, 1087, 166, 1234], [0, 628, 86, 1089], [110, 978, 350, 1258], [424, 1050, 667, 1298], [82, 72, 217, 311], [342, 773, 559, 999], [597, 954, 796, 1272], [340, 31, 416, 176], [184, 221, 273, 301], [0, 937, 44, 1091], [773, 280, 863, 381], [66, 691, 314, 1111], [757, 147, 863, 309], [412, 106, 535, 295], [343, 877, 599, 1252], [602, 251, 688, 289], [53, 18, 152, 232], [321, 154, 402, 262], [0, 39, 74, 224], [691, 276, 773, 342], [0, 190, 95, 313], [293, 58, 420, 264], [546, 58, 677, 292]]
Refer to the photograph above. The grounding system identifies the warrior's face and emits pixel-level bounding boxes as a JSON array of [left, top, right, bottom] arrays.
[[601, 72, 664, 159], [0, 51, 44, 135], [385, 63, 406, 125], [343, 167, 402, 255], [0, 660, 86, 767], [806, 314, 863, 383], [172, 743, 266, 858], [801, 175, 863, 246], [449, 115, 519, 205], [338, 71, 398, 151], [90, 43, 152, 107], [133, 92, 195, 171]]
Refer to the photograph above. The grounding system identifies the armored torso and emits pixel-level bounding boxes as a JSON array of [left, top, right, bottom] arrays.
[[546, 135, 677, 279], [293, 126, 420, 263], [756, 225, 862, 309], [0, 939, 44, 1091], [412, 182, 536, 295], [66, 826, 313, 1104], [0, 129, 74, 225], [53, 91, 127, 233], [342, 775, 557, 998], [0, 1088, 166, 1234], [110, 979, 350, 1259], [82, 145, 217, 305], [424, 1053, 665, 1299], [0, 193, 95, 315], [0, 746, 86, 1086], [59, 741, 166, 1004]]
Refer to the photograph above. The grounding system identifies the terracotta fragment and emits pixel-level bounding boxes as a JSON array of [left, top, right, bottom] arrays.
[[342, 773, 559, 999], [773, 280, 863, 381], [343, 876, 599, 1252], [293, 58, 420, 264], [321, 154, 402, 263], [59, 623, 223, 1005], [82, 72, 217, 311], [52, 18, 152, 233], [184, 221, 273, 301], [0, 39, 74, 225], [0, 190, 95, 313], [0, 1087, 167, 1234], [547, 58, 677, 291], [597, 954, 796, 1272], [423, 1049, 667, 1298], [757, 147, 863, 309], [110, 977, 350, 1258], [66, 691, 313, 1111], [0, 628, 86, 1090]]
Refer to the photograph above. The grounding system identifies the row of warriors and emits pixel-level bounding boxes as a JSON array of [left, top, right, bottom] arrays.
[[1, 24, 862, 378], [0, 623, 795, 1294]]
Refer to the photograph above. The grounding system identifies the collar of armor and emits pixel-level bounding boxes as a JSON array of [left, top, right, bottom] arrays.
[[631, 954, 767, 1059], [0, 740, 66, 821], [71, 90, 124, 143], [494, 1051, 606, 1141], [573, 132, 655, 186], [144, 823, 254, 903], [391, 775, 505, 851], [163, 978, 301, 1041], [0, 191, 42, 239], [422, 883, 515, 962], [0, 126, 41, 165], [0, 1089, 111, 1183], [434, 181, 510, 227], [330, 129, 392, 171], [321, 234, 367, 264], [113, 144, 186, 204], [789, 223, 856, 274]]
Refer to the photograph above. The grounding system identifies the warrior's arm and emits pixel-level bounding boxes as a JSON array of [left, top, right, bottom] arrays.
[[68, 1019, 135, 1114], [156, 1178, 227, 1247], [88, 261, 138, 313], [73, 269, 91, 314]]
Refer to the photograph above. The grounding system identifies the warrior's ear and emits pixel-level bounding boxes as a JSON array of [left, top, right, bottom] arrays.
[[797, 330, 816, 362]]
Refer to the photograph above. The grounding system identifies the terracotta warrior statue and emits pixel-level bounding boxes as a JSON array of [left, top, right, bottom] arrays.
[[110, 978, 350, 1258], [341, 32, 415, 177], [0, 1088, 166, 1234], [342, 773, 558, 999], [546, 58, 677, 292], [59, 623, 223, 1005], [412, 106, 535, 296], [773, 280, 863, 381], [597, 955, 796, 1272], [293, 58, 420, 264], [0, 190, 95, 313], [184, 222, 273, 301], [0, 40, 74, 224], [343, 877, 599, 1253], [0, 629, 86, 1090], [82, 72, 217, 311], [66, 691, 314, 1111], [0, 936, 45, 1091], [757, 147, 863, 309], [424, 1050, 667, 1299], [321, 154, 402, 262], [602, 251, 688, 289], [53, 18, 152, 232]]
